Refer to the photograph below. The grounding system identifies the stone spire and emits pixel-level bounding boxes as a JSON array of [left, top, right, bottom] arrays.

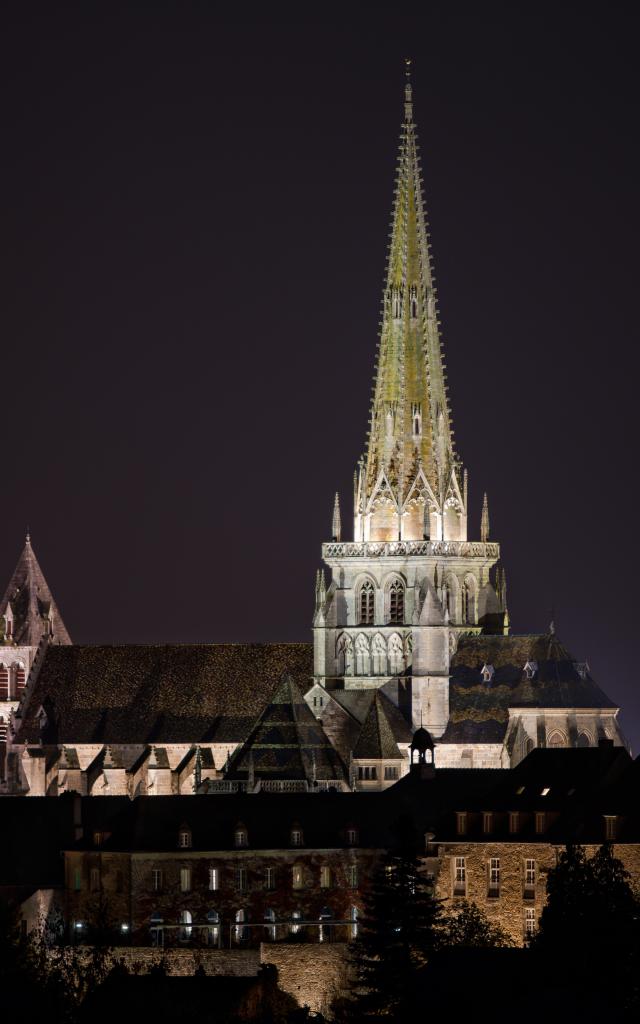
[[481, 492, 490, 543], [357, 60, 464, 544], [332, 493, 342, 542], [0, 533, 71, 647]]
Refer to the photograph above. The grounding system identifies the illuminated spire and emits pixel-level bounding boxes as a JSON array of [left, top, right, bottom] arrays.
[[481, 493, 490, 543], [0, 533, 71, 646], [332, 492, 342, 542], [359, 62, 463, 543]]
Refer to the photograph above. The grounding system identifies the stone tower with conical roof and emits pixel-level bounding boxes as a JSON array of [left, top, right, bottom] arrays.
[[313, 64, 507, 736]]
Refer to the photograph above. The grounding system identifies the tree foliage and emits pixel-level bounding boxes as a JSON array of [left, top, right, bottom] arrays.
[[441, 900, 514, 948]]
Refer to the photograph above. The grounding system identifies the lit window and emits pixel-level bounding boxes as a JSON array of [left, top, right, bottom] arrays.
[[179, 909, 192, 942], [234, 908, 248, 943], [453, 856, 466, 895], [483, 812, 493, 833], [180, 867, 192, 892], [90, 867, 100, 892], [349, 906, 359, 940], [207, 910, 220, 947], [178, 829, 192, 849], [93, 831, 104, 846], [208, 867, 219, 891], [359, 581, 375, 625], [524, 907, 536, 938], [346, 828, 358, 846], [358, 766, 378, 781], [152, 869, 163, 892], [235, 828, 248, 848], [290, 910, 302, 935], [535, 812, 545, 834], [388, 580, 405, 624], [456, 812, 467, 836], [541, 787, 550, 797], [347, 864, 358, 889], [292, 865, 304, 890], [516, 785, 525, 796], [235, 867, 247, 891], [291, 829, 303, 847], [604, 815, 617, 841], [525, 859, 536, 892], [265, 866, 275, 890], [384, 765, 399, 780], [488, 858, 500, 895], [320, 865, 331, 888], [509, 812, 519, 834]]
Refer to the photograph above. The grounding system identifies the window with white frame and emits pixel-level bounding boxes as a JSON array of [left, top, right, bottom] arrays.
[[346, 828, 358, 846], [320, 865, 331, 888], [234, 827, 248, 848], [488, 858, 500, 894], [179, 909, 192, 942], [456, 812, 467, 835], [347, 864, 358, 889], [525, 859, 536, 892], [524, 907, 536, 938], [152, 868, 163, 892], [265, 866, 276, 890], [291, 828, 303, 847], [235, 867, 247, 891], [180, 867, 192, 892], [178, 829, 192, 849], [292, 865, 304, 890], [453, 856, 466, 895], [208, 867, 219, 891]]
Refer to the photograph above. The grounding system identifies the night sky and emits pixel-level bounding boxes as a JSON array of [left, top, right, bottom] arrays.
[[2, 6, 639, 751]]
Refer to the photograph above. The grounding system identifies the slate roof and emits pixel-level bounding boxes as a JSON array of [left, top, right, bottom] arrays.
[[225, 675, 347, 784], [20, 643, 313, 744], [441, 632, 617, 744], [0, 535, 71, 646], [352, 693, 404, 759]]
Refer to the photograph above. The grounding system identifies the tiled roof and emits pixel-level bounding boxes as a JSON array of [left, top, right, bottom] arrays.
[[442, 633, 617, 743], [352, 693, 405, 759], [21, 643, 313, 744], [226, 675, 347, 784]]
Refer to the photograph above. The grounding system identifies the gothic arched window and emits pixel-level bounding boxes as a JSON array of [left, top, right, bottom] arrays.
[[359, 581, 375, 625], [388, 580, 405, 624]]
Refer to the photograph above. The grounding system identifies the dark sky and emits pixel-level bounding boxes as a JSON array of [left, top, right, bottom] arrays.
[[2, 5, 639, 751]]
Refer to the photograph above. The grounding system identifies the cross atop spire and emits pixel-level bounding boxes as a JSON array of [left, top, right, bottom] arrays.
[[355, 64, 465, 544]]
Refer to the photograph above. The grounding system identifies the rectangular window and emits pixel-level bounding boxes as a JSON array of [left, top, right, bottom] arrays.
[[483, 812, 493, 834], [456, 812, 467, 836], [384, 765, 399, 780], [180, 867, 192, 892], [525, 859, 536, 893], [209, 867, 219, 891], [320, 865, 331, 889], [509, 812, 519, 834], [90, 867, 100, 892], [488, 858, 500, 895], [152, 869, 163, 892], [535, 812, 545, 834], [178, 830, 192, 849], [264, 867, 275, 890], [524, 908, 536, 938], [292, 866, 304, 890], [73, 868, 82, 891], [357, 766, 378, 781], [346, 829, 358, 846], [604, 816, 617, 841], [453, 856, 466, 895], [291, 830, 303, 847], [347, 864, 358, 889], [235, 867, 247, 892]]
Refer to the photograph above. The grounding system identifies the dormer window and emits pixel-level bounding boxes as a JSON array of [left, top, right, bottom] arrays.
[[456, 812, 467, 836], [291, 827, 303, 847], [234, 826, 248, 848], [524, 660, 538, 680], [481, 664, 494, 683], [346, 827, 359, 846], [178, 828, 192, 849]]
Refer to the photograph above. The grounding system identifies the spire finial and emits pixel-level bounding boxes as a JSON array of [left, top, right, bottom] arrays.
[[25, 527, 31, 544], [404, 57, 413, 122], [332, 492, 342, 542], [481, 492, 490, 543]]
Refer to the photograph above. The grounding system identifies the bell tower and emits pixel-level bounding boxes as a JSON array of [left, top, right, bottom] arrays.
[[313, 63, 507, 735]]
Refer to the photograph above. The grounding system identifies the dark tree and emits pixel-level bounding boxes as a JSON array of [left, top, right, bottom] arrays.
[[441, 900, 514, 948], [532, 843, 640, 1012], [334, 818, 444, 1022]]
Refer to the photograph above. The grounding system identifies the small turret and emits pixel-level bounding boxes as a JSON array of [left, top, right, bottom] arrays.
[[410, 724, 435, 779]]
